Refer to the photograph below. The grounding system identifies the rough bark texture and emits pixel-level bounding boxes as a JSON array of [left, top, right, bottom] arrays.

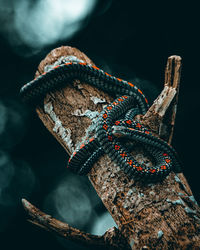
[[23, 46, 200, 249]]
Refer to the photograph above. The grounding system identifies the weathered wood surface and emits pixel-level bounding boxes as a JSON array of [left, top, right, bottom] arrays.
[[23, 46, 200, 249]]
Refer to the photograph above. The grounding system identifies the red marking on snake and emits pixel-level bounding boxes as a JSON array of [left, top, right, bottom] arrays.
[[120, 152, 127, 158], [118, 98, 124, 102], [138, 89, 143, 95], [54, 65, 60, 69], [103, 124, 108, 130], [128, 82, 134, 87], [126, 120, 132, 125], [136, 123, 142, 128], [108, 135, 113, 141], [89, 138, 95, 142], [105, 72, 111, 76], [107, 106, 112, 110], [127, 159, 133, 165], [92, 65, 100, 70], [115, 121, 120, 125]]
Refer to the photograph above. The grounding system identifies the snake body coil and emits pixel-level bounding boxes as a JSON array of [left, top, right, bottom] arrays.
[[20, 62, 181, 181]]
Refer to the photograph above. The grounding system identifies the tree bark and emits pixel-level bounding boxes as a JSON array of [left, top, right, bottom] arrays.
[[23, 46, 200, 249]]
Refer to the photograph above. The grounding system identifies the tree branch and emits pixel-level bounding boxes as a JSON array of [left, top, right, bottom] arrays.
[[22, 199, 130, 250]]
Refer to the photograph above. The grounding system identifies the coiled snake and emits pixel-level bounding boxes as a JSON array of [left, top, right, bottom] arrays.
[[20, 61, 181, 181]]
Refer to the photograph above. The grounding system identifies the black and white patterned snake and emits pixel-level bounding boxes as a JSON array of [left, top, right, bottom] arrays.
[[20, 61, 181, 181]]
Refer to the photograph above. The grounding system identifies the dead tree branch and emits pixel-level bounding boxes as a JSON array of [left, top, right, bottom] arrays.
[[142, 55, 182, 143], [22, 46, 200, 249], [22, 199, 129, 250]]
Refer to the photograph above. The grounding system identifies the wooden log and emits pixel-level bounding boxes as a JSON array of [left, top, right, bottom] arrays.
[[22, 46, 200, 249]]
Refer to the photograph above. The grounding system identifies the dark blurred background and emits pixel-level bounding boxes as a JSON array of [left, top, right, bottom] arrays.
[[0, 0, 199, 249]]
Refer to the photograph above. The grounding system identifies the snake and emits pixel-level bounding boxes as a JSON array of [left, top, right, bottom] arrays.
[[20, 61, 181, 181]]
